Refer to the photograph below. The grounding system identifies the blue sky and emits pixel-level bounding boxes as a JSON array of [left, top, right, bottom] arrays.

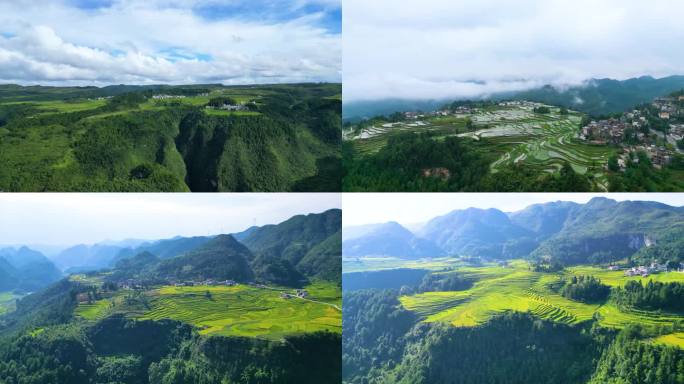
[[0, 0, 341, 85]]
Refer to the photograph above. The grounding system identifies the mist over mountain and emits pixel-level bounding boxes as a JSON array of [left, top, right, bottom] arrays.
[[345, 198, 684, 266], [0, 247, 61, 291], [52, 244, 125, 272], [343, 222, 443, 258], [343, 75, 684, 120]]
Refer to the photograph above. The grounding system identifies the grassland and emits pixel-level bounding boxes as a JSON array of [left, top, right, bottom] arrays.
[[74, 281, 341, 340], [385, 259, 684, 347], [345, 103, 616, 190]]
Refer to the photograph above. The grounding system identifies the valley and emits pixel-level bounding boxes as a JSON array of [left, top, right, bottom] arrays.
[[342, 196, 684, 384], [0, 83, 342, 192], [0, 207, 342, 384]]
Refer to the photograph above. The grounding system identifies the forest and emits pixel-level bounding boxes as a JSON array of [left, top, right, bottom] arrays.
[[343, 288, 684, 384], [342, 132, 593, 192], [0, 83, 341, 192]]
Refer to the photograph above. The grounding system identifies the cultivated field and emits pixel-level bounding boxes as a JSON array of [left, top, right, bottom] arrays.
[[390, 259, 684, 348], [345, 104, 616, 189], [74, 281, 342, 340]]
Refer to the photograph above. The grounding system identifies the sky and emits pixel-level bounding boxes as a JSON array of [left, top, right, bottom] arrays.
[[0, 193, 340, 246], [0, 0, 341, 86], [343, 193, 684, 227], [343, 0, 684, 101]]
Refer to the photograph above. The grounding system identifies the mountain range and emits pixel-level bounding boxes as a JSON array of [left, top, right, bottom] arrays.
[[343, 198, 684, 266], [0, 247, 62, 291], [343, 75, 684, 120], [1, 209, 342, 293]]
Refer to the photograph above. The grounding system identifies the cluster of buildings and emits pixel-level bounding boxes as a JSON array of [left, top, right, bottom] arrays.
[[652, 96, 684, 120], [173, 279, 238, 287], [578, 96, 684, 170], [206, 103, 247, 111], [579, 118, 633, 145], [608, 261, 684, 277], [280, 289, 309, 299], [152, 94, 187, 100]]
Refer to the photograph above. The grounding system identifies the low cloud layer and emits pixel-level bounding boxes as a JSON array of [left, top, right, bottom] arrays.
[[0, 0, 341, 85], [344, 0, 684, 101]]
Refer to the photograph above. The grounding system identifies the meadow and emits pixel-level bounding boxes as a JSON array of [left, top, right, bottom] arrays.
[[383, 259, 684, 348], [74, 282, 342, 340]]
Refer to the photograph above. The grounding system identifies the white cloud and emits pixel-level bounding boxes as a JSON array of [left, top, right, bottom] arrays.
[[0, 0, 341, 85], [343, 0, 684, 101]]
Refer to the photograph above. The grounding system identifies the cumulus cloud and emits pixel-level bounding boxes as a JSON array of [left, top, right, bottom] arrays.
[[0, 0, 341, 85], [343, 0, 684, 101]]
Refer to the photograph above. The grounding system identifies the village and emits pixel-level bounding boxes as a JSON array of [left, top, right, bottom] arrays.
[[606, 261, 684, 277], [114, 278, 310, 300], [579, 95, 684, 170]]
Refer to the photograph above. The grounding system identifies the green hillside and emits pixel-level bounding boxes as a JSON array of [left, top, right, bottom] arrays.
[[0, 83, 341, 192]]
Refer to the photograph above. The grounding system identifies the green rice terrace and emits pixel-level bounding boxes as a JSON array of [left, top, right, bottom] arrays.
[[73, 280, 341, 341], [344, 102, 616, 189], [347, 259, 684, 348], [0, 83, 341, 192]]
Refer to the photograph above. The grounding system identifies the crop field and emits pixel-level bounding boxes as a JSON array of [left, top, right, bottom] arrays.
[[139, 283, 341, 339], [397, 260, 684, 347], [73, 281, 342, 339], [345, 104, 616, 189]]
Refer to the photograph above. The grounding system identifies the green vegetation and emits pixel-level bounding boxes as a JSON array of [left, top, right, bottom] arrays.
[[0, 292, 21, 315], [398, 260, 684, 331], [343, 282, 684, 384], [559, 275, 611, 303], [0, 83, 341, 192], [138, 283, 341, 339], [613, 280, 684, 312], [343, 104, 603, 191]]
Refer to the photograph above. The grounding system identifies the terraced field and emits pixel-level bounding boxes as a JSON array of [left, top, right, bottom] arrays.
[[398, 260, 684, 345], [139, 283, 341, 339], [345, 104, 616, 189], [73, 282, 341, 340]]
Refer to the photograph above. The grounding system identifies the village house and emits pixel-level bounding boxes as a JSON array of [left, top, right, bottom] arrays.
[[422, 167, 451, 180], [152, 94, 187, 100]]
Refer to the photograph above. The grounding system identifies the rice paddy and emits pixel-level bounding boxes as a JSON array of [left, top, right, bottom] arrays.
[[346, 103, 616, 189], [395, 259, 684, 347], [73, 282, 342, 340]]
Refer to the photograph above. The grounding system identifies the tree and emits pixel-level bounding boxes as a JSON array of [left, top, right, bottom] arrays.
[[607, 155, 620, 172]]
